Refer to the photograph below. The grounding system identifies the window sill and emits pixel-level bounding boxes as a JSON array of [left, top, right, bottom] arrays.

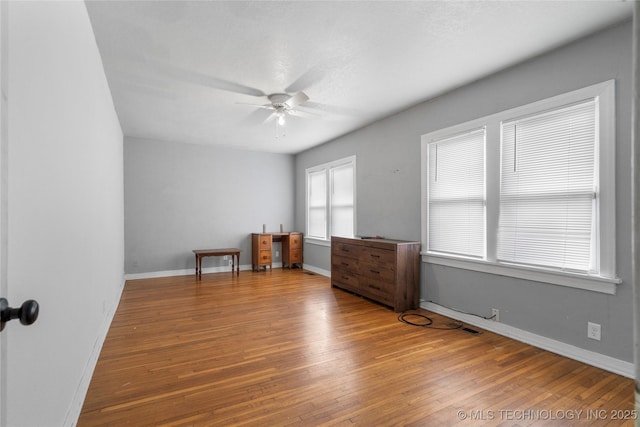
[[422, 253, 620, 295], [304, 237, 331, 247]]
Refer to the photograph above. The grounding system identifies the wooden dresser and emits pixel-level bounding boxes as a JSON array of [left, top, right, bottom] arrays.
[[331, 236, 420, 312], [252, 232, 303, 271]]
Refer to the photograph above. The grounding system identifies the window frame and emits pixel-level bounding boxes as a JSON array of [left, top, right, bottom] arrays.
[[305, 155, 356, 246], [421, 80, 619, 294]]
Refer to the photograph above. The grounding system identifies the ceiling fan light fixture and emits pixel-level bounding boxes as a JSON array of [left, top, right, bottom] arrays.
[[277, 114, 286, 126]]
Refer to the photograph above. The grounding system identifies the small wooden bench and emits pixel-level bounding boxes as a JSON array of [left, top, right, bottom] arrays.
[[193, 248, 240, 279]]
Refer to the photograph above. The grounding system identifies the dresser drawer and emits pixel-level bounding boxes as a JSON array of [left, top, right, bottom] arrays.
[[331, 257, 359, 273], [332, 271, 360, 290], [359, 262, 395, 282], [358, 247, 395, 265], [360, 278, 394, 304], [332, 242, 362, 259]]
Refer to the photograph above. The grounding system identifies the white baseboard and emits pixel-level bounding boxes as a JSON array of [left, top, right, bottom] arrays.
[[302, 264, 330, 277], [123, 263, 330, 281], [64, 276, 126, 426], [421, 301, 634, 379], [124, 264, 258, 281]]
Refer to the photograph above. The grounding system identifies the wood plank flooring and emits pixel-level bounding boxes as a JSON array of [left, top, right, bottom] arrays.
[[78, 269, 635, 426]]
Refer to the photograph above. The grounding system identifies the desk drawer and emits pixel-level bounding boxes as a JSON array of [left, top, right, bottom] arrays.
[[259, 250, 272, 263], [258, 235, 272, 250], [289, 233, 302, 249], [289, 249, 302, 263]]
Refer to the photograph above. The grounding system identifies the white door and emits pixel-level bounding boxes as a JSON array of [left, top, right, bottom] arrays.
[[0, 0, 7, 424], [0, 1, 8, 424]]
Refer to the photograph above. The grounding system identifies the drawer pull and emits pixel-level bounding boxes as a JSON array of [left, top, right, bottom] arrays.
[[370, 269, 380, 274], [341, 275, 350, 281], [341, 262, 350, 266], [369, 284, 381, 290], [370, 254, 380, 259]]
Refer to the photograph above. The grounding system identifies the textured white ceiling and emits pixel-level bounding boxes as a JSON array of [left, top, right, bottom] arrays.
[[85, 1, 633, 154]]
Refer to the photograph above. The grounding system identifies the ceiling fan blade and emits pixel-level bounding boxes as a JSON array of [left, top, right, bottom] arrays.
[[302, 101, 364, 117], [285, 67, 325, 94], [240, 108, 273, 126], [286, 91, 309, 108], [284, 57, 352, 93], [147, 59, 266, 97], [236, 102, 274, 110], [263, 111, 278, 124], [288, 108, 318, 118]]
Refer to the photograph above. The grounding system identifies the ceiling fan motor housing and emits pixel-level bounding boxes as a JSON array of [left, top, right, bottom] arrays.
[[268, 93, 292, 108]]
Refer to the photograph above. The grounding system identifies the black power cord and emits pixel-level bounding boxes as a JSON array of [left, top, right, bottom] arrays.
[[398, 311, 463, 330]]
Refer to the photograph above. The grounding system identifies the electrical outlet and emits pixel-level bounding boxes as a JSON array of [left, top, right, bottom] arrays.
[[275, 250, 280, 257], [587, 322, 601, 341], [223, 255, 228, 261], [491, 308, 499, 322]]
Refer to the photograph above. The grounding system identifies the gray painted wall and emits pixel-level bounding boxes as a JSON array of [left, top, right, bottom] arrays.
[[295, 21, 634, 362], [124, 137, 295, 274]]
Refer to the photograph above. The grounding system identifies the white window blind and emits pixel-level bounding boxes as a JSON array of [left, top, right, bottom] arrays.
[[306, 156, 356, 241], [427, 128, 485, 258], [330, 163, 354, 238], [497, 99, 597, 273], [307, 170, 327, 239]]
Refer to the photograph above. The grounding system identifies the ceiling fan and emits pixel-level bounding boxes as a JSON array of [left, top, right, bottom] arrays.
[[238, 91, 315, 126], [142, 59, 361, 125]]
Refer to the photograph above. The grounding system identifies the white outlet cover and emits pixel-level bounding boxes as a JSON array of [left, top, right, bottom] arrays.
[[587, 321, 601, 341]]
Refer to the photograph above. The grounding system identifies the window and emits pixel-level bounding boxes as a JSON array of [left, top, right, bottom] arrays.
[[498, 100, 597, 273], [306, 156, 356, 242], [421, 81, 618, 294], [427, 128, 485, 258], [307, 170, 327, 239]]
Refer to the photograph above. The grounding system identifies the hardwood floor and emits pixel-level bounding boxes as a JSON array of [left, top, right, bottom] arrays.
[[78, 269, 635, 426]]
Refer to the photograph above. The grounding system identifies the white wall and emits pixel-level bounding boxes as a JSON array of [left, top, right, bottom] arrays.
[[6, 2, 124, 426]]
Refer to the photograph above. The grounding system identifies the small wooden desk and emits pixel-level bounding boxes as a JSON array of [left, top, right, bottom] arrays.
[[193, 248, 240, 279], [251, 232, 303, 271]]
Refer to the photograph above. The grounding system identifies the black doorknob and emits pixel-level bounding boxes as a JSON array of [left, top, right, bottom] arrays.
[[0, 298, 39, 332]]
